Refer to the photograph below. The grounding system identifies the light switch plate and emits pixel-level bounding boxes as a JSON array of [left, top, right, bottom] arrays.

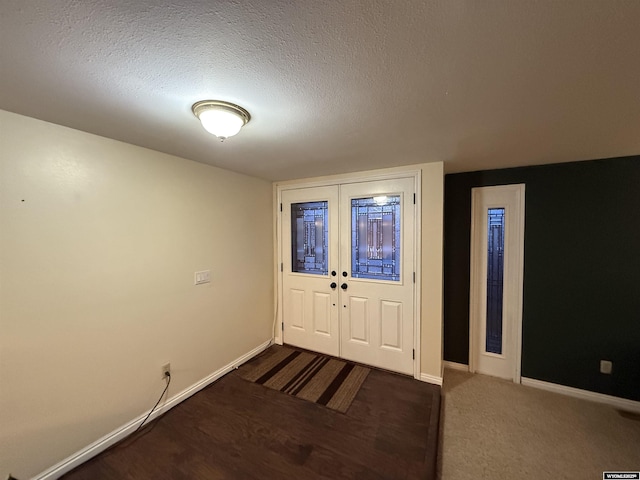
[[194, 270, 211, 285]]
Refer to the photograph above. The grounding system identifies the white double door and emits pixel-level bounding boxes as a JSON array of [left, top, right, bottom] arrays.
[[281, 178, 415, 375]]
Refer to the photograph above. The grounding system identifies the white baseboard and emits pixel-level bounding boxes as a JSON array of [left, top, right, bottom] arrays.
[[521, 377, 640, 414], [35, 339, 273, 480], [420, 373, 443, 386], [443, 361, 469, 372]]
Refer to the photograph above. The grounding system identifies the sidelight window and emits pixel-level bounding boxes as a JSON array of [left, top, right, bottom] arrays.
[[486, 208, 505, 354]]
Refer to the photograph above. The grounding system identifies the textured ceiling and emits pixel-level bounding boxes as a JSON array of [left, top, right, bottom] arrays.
[[1, 1, 639, 180]]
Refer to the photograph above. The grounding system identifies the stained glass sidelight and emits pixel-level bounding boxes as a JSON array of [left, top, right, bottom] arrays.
[[291, 201, 329, 275], [486, 208, 505, 354], [351, 195, 401, 281]]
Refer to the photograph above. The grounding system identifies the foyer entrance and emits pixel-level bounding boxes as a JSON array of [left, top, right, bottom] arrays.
[[280, 177, 416, 375]]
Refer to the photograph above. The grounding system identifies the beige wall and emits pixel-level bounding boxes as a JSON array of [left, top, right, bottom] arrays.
[[0, 110, 274, 479], [419, 161, 444, 379]]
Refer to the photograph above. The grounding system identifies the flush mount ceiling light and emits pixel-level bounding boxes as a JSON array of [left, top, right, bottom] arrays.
[[192, 100, 251, 140]]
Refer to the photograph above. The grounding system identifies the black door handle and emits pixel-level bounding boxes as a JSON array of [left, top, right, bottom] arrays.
[[342, 271, 348, 277], [341, 283, 348, 290], [330, 282, 337, 289], [331, 271, 337, 276]]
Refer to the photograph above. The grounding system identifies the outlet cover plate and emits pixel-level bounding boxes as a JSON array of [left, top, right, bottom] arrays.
[[162, 363, 171, 379], [600, 360, 613, 374]]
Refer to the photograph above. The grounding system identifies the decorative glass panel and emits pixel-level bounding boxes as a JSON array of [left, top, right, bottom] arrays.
[[351, 195, 401, 281], [291, 201, 329, 275], [486, 208, 505, 354]]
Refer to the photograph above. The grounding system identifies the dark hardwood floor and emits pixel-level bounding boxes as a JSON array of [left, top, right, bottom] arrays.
[[63, 347, 441, 479]]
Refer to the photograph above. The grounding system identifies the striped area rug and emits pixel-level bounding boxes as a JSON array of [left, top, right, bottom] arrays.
[[239, 346, 370, 413]]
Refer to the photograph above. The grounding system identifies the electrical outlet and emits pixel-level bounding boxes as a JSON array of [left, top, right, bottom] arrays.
[[600, 360, 612, 374], [162, 363, 171, 379]]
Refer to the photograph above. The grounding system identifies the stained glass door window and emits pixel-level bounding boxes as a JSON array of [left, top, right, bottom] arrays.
[[486, 208, 505, 354], [291, 201, 329, 275], [351, 195, 401, 281]]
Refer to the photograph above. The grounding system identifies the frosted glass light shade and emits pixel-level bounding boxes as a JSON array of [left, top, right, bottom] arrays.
[[192, 100, 251, 140], [199, 109, 244, 138]]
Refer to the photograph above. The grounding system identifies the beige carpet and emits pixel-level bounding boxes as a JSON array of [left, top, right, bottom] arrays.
[[438, 369, 640, 479]]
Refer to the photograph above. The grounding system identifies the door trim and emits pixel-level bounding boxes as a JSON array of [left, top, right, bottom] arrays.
[[468, 184, 525, 383], [274, 166, 422, 379]]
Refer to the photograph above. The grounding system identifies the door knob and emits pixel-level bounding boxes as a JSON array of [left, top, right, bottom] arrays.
[[341, 283, 348, 290], [331, 270, 337, 276], [330, 282, 337, 289], [342, 271, 348, 277]]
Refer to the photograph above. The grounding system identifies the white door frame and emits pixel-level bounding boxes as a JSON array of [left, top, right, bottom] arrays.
[[468, 184, 525, 383], [274, 167, 422, 380]]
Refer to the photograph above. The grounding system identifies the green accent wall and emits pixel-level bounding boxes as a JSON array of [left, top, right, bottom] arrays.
[[444, 156, 640, 401]]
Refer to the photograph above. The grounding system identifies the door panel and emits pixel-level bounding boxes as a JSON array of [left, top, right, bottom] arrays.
[[469, 184, 525, 381], [282, 186, 339, 356], [348, 297, 369, 343], [380, 301, 402, 350], [289, 289, 305, 330], [313, 292, 331, 335], [339, 178, 415, 375]]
